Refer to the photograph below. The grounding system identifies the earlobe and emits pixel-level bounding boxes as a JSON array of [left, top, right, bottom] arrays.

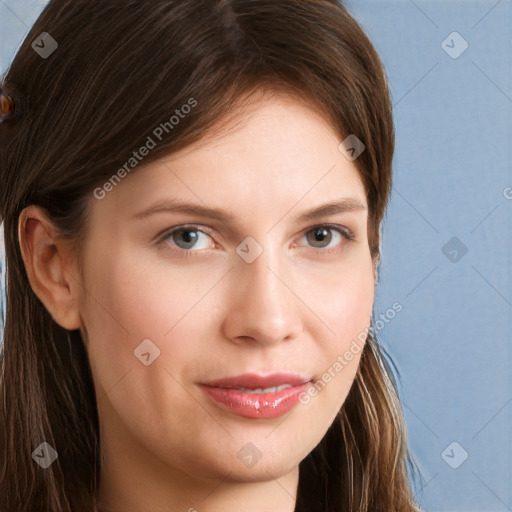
[[17, 206, 82, 331]]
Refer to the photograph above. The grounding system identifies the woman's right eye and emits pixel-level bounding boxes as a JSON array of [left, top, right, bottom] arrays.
[[160, 226, 216, 253]]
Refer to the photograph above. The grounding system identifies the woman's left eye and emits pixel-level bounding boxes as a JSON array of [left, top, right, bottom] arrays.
[[296, 224, 355, 252], [157, 224, 354, 257]]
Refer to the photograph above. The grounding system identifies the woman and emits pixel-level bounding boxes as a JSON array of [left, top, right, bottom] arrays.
[[0, 1, 423, 511]]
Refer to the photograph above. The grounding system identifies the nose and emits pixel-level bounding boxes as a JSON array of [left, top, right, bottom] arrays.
[[221, 242, 304, 347]]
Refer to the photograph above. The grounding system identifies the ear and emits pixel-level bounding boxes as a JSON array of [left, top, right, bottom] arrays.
[[18, 205, 82, 331]]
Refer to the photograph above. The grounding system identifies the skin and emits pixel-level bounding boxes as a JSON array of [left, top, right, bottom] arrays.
[[19, 93, 375, 512]]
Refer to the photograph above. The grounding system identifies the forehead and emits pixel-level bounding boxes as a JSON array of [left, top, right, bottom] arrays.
[[90, 93, 368, 222]]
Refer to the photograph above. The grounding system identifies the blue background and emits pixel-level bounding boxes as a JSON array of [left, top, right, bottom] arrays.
[[1, 1, 511, 510]]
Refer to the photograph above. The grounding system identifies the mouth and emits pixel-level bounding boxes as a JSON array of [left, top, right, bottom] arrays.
[[197, 372, 314, 419], [201, 372, 312, 389]]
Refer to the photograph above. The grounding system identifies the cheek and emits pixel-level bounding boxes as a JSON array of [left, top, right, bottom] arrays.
[[78, 251, 175, 398], [83, 248, 215, 343], [79, 252, 209, 446], [300, 252, 374, 410], [80, 248, 224, 400], [309, 250, 375, 343]]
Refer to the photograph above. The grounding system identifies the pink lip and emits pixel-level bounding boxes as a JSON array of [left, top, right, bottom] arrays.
[[198, 372, 312, 419], [203, 372, 311, 389]]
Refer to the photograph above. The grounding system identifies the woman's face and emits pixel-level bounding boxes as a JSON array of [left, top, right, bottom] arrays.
[[76, 94, 375, 492]]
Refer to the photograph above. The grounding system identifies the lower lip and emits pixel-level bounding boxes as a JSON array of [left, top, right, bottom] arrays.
[[198, 382, 311, 419]]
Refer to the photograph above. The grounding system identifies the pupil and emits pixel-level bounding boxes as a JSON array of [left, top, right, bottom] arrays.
[[315, 228, 326, 240], [309, 227, 331, 247], [176, 229, 197, 248]]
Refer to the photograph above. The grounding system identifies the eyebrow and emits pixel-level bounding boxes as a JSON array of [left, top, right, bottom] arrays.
[[132, 197, 367, 224]]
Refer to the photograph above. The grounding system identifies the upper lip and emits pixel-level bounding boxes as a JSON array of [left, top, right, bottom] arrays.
[[201, 372, 312, 389]]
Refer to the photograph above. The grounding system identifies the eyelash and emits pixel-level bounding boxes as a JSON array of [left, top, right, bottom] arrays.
[[156, 223, 356, 259]]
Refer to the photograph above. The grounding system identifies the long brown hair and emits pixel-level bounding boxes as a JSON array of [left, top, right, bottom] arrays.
[[0, 1, 423, 510]]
